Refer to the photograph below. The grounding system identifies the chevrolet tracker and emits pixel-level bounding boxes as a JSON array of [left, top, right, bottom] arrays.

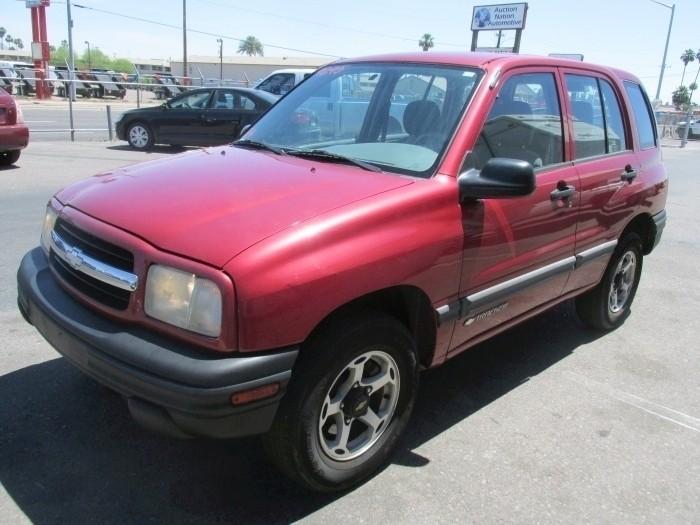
[[17, 53, 668, 491]]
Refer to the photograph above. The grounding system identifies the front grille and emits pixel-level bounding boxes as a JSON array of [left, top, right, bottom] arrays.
[[49, 219, 134, 310]]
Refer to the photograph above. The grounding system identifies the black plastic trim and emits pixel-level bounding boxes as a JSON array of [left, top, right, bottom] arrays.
[[652, 209, 667, 250], [17, 247, 298, 438]]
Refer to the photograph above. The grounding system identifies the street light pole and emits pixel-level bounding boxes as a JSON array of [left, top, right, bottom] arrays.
[[650, 0, 675, 104], [182, 0, 188, 83], [217, 38, 223, 84], [66, 0, 76, 140], [84, 40, 91, 70]]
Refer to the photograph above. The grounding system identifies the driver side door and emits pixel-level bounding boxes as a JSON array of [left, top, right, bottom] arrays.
[[449, 68, 581, 354]]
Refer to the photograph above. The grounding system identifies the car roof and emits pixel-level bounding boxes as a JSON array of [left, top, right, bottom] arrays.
[[333, 52, 642, 84], [186, 86, 278, 103]]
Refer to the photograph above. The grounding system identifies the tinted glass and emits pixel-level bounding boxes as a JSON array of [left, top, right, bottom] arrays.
[[213, 90, 256, 110], [467, 72, 563, 170], [169, 90, 211, 109], [565, 74, 606, 158], [624, 82, 656, 149], [246, 63, 481, 177], [599, 79, 627, 153]]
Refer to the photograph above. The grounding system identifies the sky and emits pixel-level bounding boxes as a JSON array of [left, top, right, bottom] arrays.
[[2, 0, 699, 103]]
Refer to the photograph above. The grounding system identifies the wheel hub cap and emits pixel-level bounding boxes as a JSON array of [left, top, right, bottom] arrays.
[[318, 350, 400, 461], [609, 250, 636, 314]]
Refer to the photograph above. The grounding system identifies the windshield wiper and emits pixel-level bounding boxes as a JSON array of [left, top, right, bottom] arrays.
[[285, 149, 381, 172], [231, 139, 286, 155]]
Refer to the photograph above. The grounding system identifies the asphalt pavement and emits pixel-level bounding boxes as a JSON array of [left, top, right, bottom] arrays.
[[0, 141, 698, 524]]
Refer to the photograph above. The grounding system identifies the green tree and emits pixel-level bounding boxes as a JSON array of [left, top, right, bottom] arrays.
[[50, 40, 73, 66], [0, 28, 6, 50], [680, 48, 696, 86], [110, 58, 134, 73], [237, 36, 263, 56], [5, 34, 14, 50], [419, 33, 434, 52], [672, 85, 691, 110], [14, 38, 23, 50]]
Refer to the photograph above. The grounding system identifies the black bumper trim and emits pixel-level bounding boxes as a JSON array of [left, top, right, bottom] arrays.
[[17, 247, 298, 439], [652, 209, 667, 250]]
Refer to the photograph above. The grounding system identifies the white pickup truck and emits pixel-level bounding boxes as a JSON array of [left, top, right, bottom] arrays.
[[255, 68, 316, 96]]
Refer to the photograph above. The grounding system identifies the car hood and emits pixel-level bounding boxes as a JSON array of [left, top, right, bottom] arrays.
[[56, 147, 413, 268]]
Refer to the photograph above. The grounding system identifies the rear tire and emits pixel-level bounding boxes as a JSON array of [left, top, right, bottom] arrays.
[[264, 312, 418, 492], [576, 233, 643, 330], [0, 150, 21, 166]]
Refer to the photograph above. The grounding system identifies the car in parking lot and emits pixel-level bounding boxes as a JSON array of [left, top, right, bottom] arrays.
[[0, 89, 29, 165], [18, 52, 667, 492], [115, 87, 278, 149], [255, 68, 316, 95], [676, 117, 700, 138]]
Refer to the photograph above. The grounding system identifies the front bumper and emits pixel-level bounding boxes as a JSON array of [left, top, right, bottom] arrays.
[[17, 247, 298, 439]]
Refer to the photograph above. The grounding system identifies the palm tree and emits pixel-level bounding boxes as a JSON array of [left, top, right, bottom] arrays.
[[0, 28, 6, 50], [237, 36, 264, 57], [5, 34, 13, 49], [418, 33, 434, 52], [680, 48, 696, 86], [14, 38, 23, 50]]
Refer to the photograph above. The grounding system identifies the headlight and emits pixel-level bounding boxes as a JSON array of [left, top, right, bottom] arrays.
[[144, 265, 222, 337], [40, 205, 58, 255]]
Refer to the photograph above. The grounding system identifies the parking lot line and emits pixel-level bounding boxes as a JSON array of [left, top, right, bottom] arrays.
[[565, 371, 700, 433]]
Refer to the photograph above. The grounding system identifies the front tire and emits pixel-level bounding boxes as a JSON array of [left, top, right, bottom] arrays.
[[264, 312, 418, 492], [0, 150, 21, 166], [576, 233, 643, 330], [127, 122, 154, 150]]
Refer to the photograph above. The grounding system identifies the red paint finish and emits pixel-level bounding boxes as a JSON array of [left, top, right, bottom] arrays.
[[0, 91, 29, 151], [48, 53, 667, 362]]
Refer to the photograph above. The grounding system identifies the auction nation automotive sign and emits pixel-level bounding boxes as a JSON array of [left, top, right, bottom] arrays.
[[471, 3, 527, 31]]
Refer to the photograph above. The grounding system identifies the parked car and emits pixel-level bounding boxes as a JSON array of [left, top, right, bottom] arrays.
[[255, 68, 315, 95], [0, 89, 29, 165], [18, 53, 667, 491], [676, 117, 700, 138], [116, 87, 278, 149]]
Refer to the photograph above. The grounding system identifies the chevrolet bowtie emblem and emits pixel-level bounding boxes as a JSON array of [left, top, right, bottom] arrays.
[[65, 246, 84, 270]]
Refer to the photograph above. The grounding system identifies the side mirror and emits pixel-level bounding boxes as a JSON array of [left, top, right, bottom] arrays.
[[458, 158, 535, 202]]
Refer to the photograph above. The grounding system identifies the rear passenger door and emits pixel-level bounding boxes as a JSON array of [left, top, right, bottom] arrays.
[[451, 68, 580, 352], [560, 70, 640, 293], [203, 89, 260, 143]]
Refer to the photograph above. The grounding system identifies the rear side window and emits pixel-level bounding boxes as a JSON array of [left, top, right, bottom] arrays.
[[624, 82, 657, 149], [599, 79, 627, 153], [565, 75, 606, 158]]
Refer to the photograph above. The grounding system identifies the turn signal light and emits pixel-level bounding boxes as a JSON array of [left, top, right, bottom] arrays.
[[230, 383, 280, 406]]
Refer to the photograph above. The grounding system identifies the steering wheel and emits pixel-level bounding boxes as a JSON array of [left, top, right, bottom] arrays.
[[414, 132, 446, 152]]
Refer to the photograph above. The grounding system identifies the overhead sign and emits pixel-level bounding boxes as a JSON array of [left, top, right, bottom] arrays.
[[471, 3, 527, 31], [25, 0, 50, 7]]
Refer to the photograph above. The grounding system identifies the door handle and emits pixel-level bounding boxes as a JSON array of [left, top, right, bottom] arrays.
[[550, 184, 575, 201], [621, 165, 638, 183]]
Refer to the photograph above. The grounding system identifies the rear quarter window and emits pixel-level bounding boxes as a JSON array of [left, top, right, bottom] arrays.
[[624, 82, 657, 150]]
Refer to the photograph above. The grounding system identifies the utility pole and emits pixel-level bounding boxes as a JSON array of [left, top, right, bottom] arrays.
[[182, 0, 188, 83], [651, 0, 675, 104], [66, 0, 76, 140], [217, 38, 223, 84]]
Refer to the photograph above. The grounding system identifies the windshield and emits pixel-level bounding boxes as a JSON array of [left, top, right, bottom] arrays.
[[245, 62, 482, 177]]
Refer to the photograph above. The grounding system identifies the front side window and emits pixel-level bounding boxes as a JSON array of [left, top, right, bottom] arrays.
[[467, 72, 564, 170], [169, 90, 212, 109], [624, 82, 657, 149], [245, 63, 482, 177]]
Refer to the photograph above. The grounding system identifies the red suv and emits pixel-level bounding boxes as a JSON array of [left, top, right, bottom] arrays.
[[0, 89, 28, 166], [17, 53, 667, 491]]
